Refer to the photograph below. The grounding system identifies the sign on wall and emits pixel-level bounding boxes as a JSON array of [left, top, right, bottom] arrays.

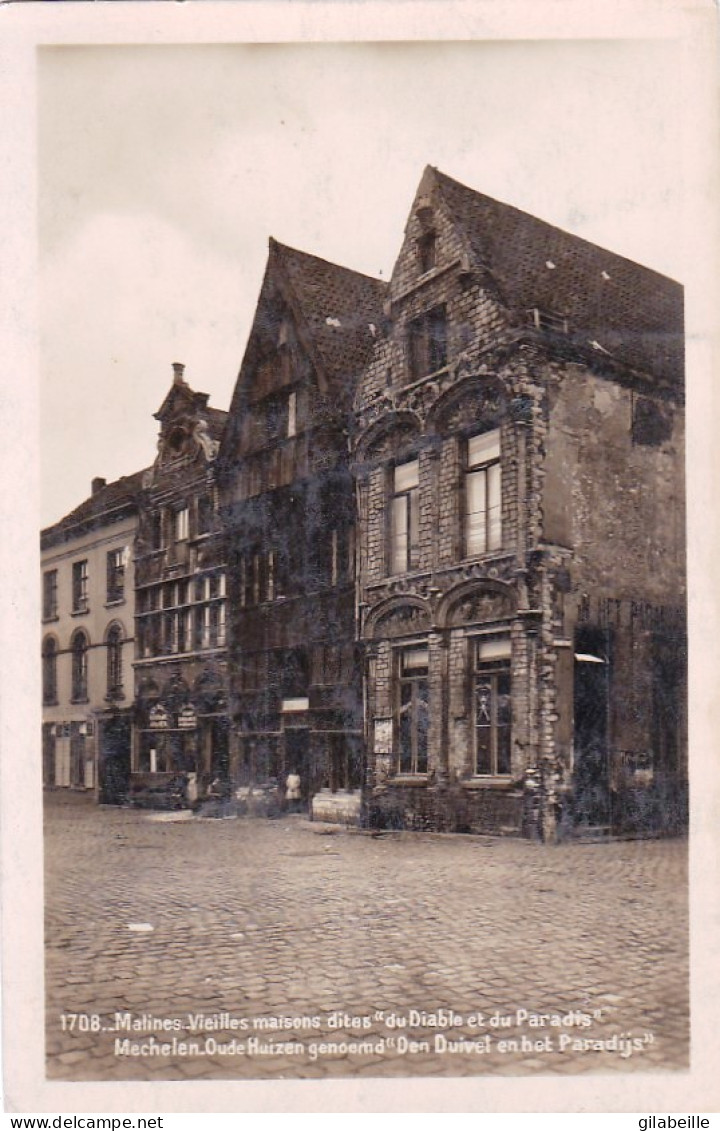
[[178, 705, 197, 730], [148, 704, 170, 731]]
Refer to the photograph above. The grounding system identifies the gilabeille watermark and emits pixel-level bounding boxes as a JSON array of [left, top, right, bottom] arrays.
[[638, 1119, 710, 1130]]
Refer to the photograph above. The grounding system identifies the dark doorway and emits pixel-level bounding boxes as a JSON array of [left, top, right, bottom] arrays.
[[284, 728, 310, 802], [650, 629, 687, 830], [98, 715, 131, 804], [651, 630, 684, 777], [211, 717, 230, 782], [42, 723, 56, 787], [573, 626, 611, 827], [70, 726, 86, 789]]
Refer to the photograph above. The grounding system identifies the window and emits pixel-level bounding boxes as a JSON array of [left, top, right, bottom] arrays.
[[239, 557, 247, 608], [72, 560, 89, 613], [632, 396, 673, 447], [267, 551, 275, 602], [408, 305, 447, 379], [174, 508, 189, 542], [527, 308, 568, 334], [194, 572, 226, 649], [253, 555, 261, 605], [197, 494, 214, 535], [106, 625, 123, 699], [42, 637, 58, 704], [390, 459, 420, 575], [330, 530, 338, 587], [106, 548, 125, 604], [149, 513, 162, 550], [287, 391, 297, 438], [43, 570, 58, 620], [474, 637, 511, 776], [465, 430, 502, 557], [418, 231, 436, 274], [397, 647, 429, 775], [216, 602, 226, 646], [71, 631, 89, 702]]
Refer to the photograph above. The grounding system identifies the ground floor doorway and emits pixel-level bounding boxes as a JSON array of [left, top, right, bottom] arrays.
[[98, 714, 131, 804]]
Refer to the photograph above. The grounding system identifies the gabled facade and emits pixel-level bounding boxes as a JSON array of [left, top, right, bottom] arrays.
[[352, 167, 686, 838], [218, 240, 387, 819], [131, 364, 230, 806], [41, 471, 144, 801]]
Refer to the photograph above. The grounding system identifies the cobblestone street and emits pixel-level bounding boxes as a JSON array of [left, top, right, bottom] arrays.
[[44, 793, 688, 1081]]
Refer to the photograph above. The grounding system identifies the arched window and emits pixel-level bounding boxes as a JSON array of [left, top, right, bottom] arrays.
[[106, 624, 123, 700], [42, 636, 58, 705], [71, 631, 89, 703]]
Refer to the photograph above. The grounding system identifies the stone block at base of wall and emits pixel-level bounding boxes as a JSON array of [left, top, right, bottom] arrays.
[[311, 789, 362, 826]]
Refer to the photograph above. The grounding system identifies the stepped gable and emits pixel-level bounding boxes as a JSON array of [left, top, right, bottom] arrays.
[[41, 468, 149, 549], [431, 167, 684, 389]]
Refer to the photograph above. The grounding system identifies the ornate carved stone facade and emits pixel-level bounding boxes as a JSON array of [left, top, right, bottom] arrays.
[[131, 364, 231, 807], [353, 166, 686, 839]]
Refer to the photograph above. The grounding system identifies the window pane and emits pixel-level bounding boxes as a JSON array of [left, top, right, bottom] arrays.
[[428, 308, 447, 371], [408, 488, 420, 568], [466, 468, 487, 555], [394, 460, 419, 492], [468, 430, 500, 467], [477, 637, 511, 661], [415, 679, 429, 773], [399, 681, 414, 773], [391, 495, 408, 574], [402, 648, 429, 672], [487, 462, 502, 550], [408, 321, 426, 379], [496, 672, 512, 774]]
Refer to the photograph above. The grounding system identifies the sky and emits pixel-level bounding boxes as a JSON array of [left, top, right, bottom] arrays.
[[38, 39, 686, 526]]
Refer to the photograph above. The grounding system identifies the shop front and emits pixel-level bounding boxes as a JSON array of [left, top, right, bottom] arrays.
[[131, 672, 231, 808]]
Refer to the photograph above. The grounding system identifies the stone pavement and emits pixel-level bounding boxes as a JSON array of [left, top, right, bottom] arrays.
[[44, 792, 688, 1081]]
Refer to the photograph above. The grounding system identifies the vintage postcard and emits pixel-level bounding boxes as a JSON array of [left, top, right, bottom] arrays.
[[1, 0, 719, 1115]]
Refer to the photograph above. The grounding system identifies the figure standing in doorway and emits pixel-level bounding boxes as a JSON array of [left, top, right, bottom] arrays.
[[285, 768, 302, 814]]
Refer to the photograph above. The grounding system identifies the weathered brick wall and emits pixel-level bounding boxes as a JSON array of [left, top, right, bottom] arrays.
[[543, 362, 685, 604]]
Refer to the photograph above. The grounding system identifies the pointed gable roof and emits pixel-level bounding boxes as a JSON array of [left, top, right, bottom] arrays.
[[414, 167, 683, 389], [269, 240, 387, 390]]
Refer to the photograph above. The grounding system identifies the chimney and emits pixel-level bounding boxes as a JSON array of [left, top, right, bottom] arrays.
[[172, 362, 186, 385], [91, 477, 107, 496]]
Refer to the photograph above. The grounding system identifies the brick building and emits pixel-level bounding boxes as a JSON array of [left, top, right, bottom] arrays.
[[131, 364, 230, 807], [41, 471, 144, 801], [352, 167, 686, 838], [218, 240, 386, 820]]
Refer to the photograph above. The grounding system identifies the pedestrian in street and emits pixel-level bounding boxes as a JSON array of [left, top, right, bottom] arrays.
[[285, 768, 302, 814]]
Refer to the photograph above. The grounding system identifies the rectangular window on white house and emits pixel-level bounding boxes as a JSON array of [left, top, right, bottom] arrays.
[[72, 560, 89, 613], [43, 570, 58, 620], [390, 459, 420, 575], [175, 507, 189, 542], [474, 636, 512, 776], [106, 548, 125, 603], [465, 430, 502, 557], [397, 646, 429, 775]]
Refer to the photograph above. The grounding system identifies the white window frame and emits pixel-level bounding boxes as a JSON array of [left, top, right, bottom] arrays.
[[465, 430, 502, 558], [390, 459, 420, 575]]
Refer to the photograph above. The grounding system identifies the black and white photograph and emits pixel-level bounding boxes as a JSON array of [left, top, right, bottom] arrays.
[[2, 0, 719, 1115]]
